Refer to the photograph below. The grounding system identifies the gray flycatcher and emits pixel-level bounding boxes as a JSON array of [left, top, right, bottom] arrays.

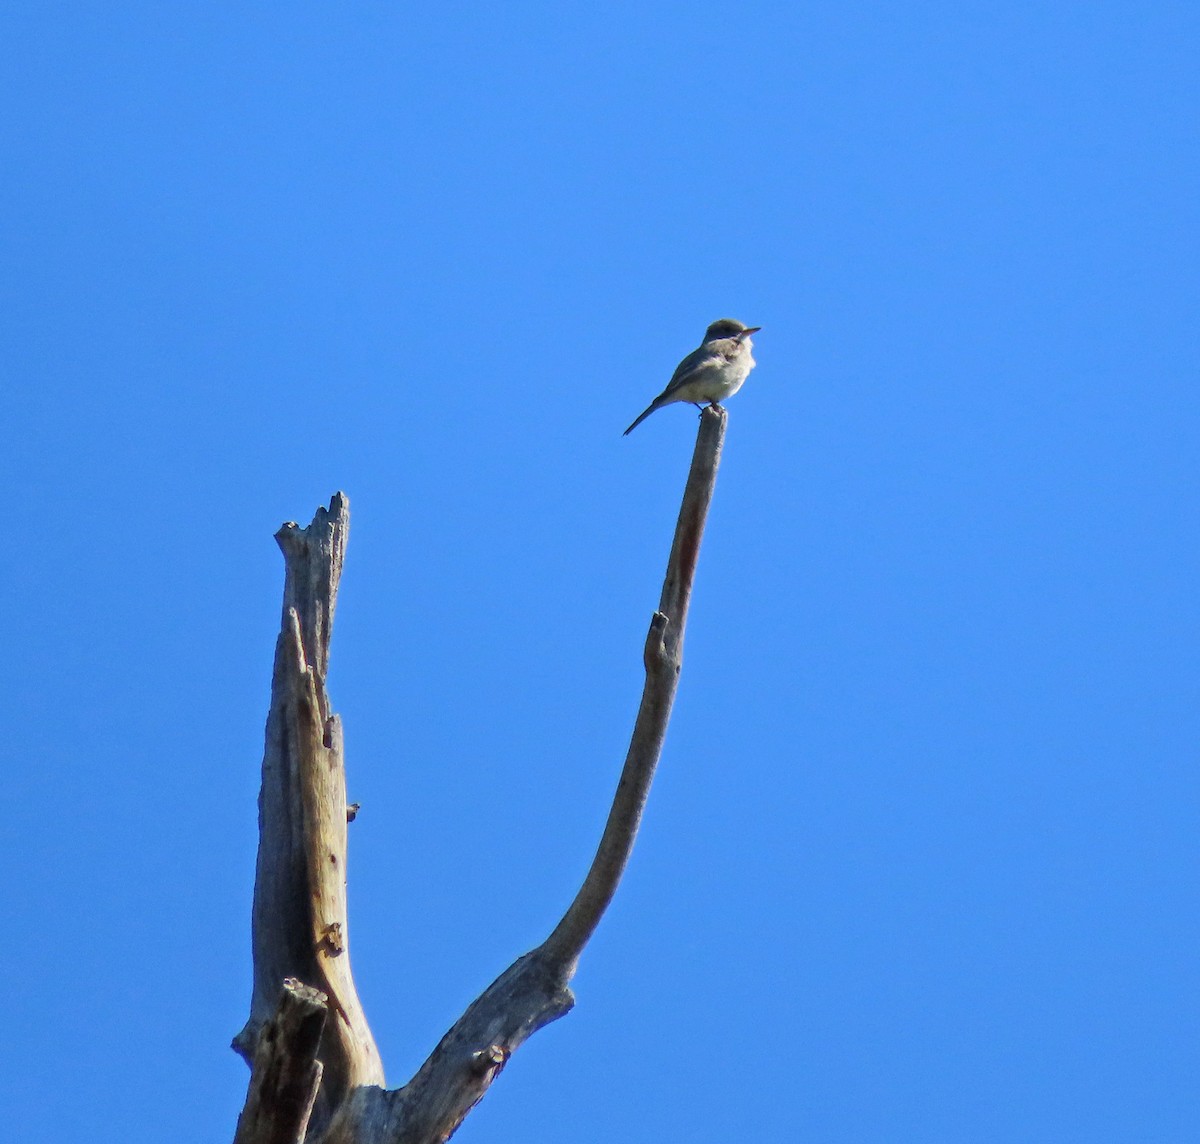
[[623, 318, 761, 436]]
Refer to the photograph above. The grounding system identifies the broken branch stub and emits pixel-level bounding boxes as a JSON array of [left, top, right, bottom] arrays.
[[234, 493, 383, 1139]]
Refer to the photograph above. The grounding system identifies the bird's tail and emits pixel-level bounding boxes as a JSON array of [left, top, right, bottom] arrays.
[[622, 402, 660, 436]]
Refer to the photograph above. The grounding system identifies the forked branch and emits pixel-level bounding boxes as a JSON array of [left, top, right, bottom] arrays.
[[236, 406, 729, 1143]]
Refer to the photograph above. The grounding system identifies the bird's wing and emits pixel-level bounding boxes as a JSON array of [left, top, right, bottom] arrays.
[[658, 344, 722, 400]]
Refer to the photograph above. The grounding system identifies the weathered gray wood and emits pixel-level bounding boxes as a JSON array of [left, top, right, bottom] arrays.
[[318, 406, 729, 1143], [541, 403, 726, 968], [236, 407, 729, 1142], [233, 979, 329, 1144], [233, 494, 384, 1139]]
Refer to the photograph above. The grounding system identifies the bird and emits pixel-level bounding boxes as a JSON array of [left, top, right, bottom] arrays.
[[623, 318, 761, 436]]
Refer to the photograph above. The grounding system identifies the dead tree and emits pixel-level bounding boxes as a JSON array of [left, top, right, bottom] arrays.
[[232, 406, 729, 1143]]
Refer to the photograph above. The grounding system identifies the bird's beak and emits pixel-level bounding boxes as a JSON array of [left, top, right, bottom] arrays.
[[743, 326, 762, 335]]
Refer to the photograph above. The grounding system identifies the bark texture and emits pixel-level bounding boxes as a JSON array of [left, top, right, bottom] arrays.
[[233, 493, 384, 1139], [234, 407, 728, 1142], [233, 979, 329, 1144]]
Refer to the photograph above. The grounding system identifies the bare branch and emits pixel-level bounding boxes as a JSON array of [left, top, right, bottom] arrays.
[[237, 408, 729, 1142], [233, 494, 384, 1138], [542, 404, 727, 966], [323, 406, 730, 1143]]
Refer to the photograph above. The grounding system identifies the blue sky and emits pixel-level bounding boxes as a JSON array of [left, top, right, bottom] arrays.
[[3, 4, 1197, 1141]]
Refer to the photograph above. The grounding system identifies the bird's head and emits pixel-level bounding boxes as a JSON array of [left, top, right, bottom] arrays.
[[704, 318, 762, 343]]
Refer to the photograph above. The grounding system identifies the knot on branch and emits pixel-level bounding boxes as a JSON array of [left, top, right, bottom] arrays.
[[319, 922, 345, 955], [643, 611, 671, 671], [281, 977, 329, 1008], [469, 1044, 511, 1078]]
